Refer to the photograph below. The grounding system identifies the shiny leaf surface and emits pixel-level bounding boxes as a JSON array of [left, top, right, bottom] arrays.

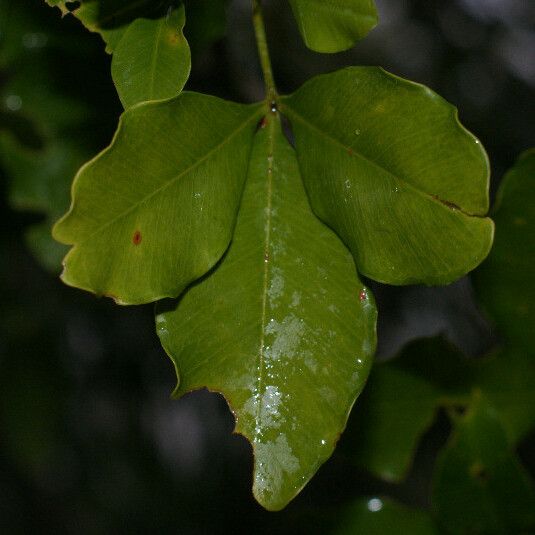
[[433, 395, 535, 534], [111, 6, 191, 108], [282, 67, 494, 286], [288, 0, 378, 53], [156, 112, 377, 510], [474, 149, 535, 350], [54, 93, 261, 304]]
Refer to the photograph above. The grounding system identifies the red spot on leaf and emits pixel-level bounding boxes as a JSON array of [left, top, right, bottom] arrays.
[[347, 148, 354, 156], [257, 116, 268, 130], [359, 289, 367, 301], [132, 230, 142, 245]]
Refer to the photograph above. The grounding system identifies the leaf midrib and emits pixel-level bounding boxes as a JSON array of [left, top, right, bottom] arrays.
[[254, 114, 277, 442], [282, 103, 482, 218], [72, 108, 260, 247]]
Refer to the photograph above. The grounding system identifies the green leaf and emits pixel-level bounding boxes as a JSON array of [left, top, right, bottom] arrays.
[[342, 337, 472, 481], [288, 0, 378, 53], [476, 349, 535, 444], [183, 0, 229, 53], [111, 6, 191, 108], [433, 394, 535, 535], [53, 93, 262, 304], [0, 133, 83, 271], [474, 149, 535, 350], [334, 498, 438, 535], [156, 112, 377, 511], [281, 67, 494, 286]]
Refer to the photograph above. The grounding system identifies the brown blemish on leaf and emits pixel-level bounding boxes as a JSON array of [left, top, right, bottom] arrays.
[[431, 194, 461, 211], [257, 116, 268, 131], [133, 230, 142, 245]]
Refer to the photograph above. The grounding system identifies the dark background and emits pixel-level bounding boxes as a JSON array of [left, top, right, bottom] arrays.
[[0, 0, 533, 532]]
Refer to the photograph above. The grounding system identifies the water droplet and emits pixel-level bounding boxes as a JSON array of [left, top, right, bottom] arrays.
[[367, 498, 383, 512], [354, 129, 361, 136], [356, 358, 363, 366], [270, 100, 277, 113], [359, 289, 367, 301], [320, 439, 326, 446], [5, 95, 22, 111], [344, 179, 351, 190]]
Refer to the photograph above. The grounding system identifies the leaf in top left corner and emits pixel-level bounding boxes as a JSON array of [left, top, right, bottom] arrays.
[[111, 6, 191, 108]]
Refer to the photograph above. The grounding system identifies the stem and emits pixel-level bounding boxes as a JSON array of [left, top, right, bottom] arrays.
[[252, 0, 277, 102]]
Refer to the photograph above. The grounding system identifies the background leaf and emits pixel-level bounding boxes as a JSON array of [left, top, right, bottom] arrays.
[[53, 93, 261, 304], [288, 0, 378, 53], [432, 395, 535, 535], [0, 135, 83, 270], [334, 498, 438, 535], [111, 6, 191, 108], [476, 349, 535, 444], [473, 149, 535, 350], [342, 337, 472, 481], [0, 1, 99, 271], [157, 112, 377, 510], [282, 67, 494, 286]]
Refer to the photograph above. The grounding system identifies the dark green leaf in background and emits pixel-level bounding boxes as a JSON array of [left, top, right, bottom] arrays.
[[111, 6, 191, 108], [476, 349, 535, 445], [0, 135, 82, 270], [53, 94, 261, 304], [474, 149, 535, 351], [157, 112, 377, 510], [343, 338, 473, 482], [282, 67, 494, 286], [334, 497, 438, 535], [433, 395, 535, 535], [288, 0, 378, 53], [0, 2, 93, 271], [183, 0, 229, 53]]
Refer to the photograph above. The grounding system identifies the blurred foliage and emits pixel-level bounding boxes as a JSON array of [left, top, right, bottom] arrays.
[[1, 0, 534, 532]]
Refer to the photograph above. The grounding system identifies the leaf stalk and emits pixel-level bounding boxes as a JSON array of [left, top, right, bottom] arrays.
[[252, 0, 278, 102]]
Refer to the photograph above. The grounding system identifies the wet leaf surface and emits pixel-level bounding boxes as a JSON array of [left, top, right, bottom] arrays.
[[156, 112, 377, 510]]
